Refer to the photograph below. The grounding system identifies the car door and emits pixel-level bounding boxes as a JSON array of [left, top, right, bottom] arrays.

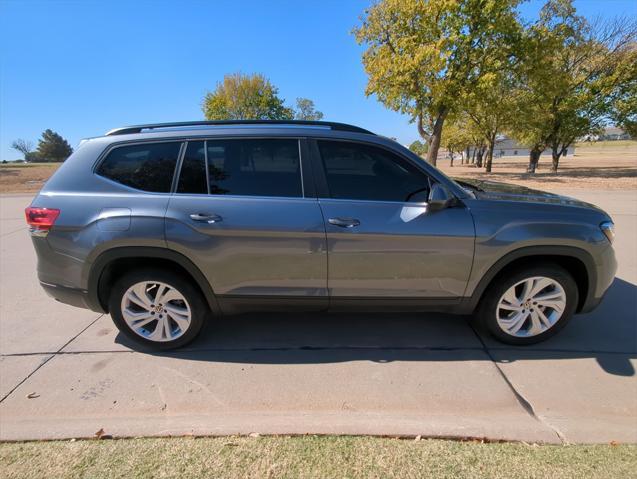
[[165, 137, 327, 312], [311, 139, 475, 304]]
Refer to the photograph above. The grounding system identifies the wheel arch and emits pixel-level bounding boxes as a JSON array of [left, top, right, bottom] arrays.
[[86, 247, 221, 315], [465, 246, 596, 314]]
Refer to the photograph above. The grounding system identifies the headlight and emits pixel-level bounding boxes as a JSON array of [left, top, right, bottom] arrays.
[[600, 221, 615, 244]]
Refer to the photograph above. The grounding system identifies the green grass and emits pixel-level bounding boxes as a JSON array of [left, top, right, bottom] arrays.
[[1, 436, 635, 479]]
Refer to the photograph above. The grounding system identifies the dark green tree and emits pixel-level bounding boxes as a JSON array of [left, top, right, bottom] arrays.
[[36, 130, 73, 162]]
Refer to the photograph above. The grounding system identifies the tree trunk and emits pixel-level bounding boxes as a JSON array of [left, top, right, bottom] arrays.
[[527, 146, 542, 174], [423, 110, 447, 167], [450, 151, 454, 167], [471, 148, 476, 164], [485, 137, 496, 173], [551, 145, 561, 172], [476, 146, 485, 168]]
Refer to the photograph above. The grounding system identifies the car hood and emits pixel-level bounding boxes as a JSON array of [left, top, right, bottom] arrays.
[[454, 178, 602, 211]]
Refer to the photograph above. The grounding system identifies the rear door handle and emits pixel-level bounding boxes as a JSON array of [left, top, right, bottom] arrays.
[[328, 217, 360, 228], [189, 213, 222, 224]]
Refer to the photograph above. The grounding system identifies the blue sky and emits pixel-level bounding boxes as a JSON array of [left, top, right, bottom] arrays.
[[1, 0, 636, 160]]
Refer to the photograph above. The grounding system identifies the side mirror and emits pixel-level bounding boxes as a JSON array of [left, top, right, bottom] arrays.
[[427, 183, 453, 211]]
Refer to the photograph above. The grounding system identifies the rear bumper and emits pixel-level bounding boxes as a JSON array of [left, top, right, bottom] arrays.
[[39, 281, 105, 313]]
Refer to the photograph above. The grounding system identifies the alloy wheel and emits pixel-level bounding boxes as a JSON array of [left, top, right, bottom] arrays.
[[120, 281, 192, 342], [496, 276, 567, 337]]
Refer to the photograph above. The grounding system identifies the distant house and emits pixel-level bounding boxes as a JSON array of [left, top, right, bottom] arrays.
[[581, 126, 632, 142], [600, 127, 631, 141], [466, 137, 575, 159]]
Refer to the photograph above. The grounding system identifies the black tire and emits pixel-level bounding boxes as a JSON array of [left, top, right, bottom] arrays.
[[478, 263, 578, 345], [108, 268, 208, 350]]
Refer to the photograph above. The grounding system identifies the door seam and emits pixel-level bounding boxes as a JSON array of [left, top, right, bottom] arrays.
[[316, 199, 331, 308]]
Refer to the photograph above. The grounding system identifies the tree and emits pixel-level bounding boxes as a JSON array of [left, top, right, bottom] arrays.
[[36, 130, 73, 162], [442, 120, 473, 167], [408, 140, 427, 157], [354, 0, 521, 166], [608, 44, 637, 138], [506, 21, 556, 173], [202, 73, 294, 120], [507, 93, 550, 173], [11, 139, 36, 161], [543, 3, 636, 171], [462, 69, 517, 172], [294, 98, 324, 121], [512, 0, 637, 172]]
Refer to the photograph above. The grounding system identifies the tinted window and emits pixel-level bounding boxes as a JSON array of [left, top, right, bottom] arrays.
[[97, 142, 181, 192], [317, 141, 428, 202], [177, 141, 207, 194], [204, 139, 302, 197]]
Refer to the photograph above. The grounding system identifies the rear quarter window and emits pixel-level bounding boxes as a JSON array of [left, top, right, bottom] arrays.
[[96, 142, 182, 192]]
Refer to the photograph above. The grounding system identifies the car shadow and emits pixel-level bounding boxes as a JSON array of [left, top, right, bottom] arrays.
[[116, 277, 637, 377]]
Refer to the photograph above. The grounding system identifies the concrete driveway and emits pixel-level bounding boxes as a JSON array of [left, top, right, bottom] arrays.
[[1, 189, 635, 443]]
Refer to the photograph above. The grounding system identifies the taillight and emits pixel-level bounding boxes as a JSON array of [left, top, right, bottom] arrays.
[[25, 207, 60, 231]]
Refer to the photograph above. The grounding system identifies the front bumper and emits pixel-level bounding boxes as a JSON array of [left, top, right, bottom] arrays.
[[580, 244, 618, 313]]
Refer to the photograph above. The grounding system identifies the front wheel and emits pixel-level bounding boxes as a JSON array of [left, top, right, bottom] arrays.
[[478, 264, 578, 345], [109, 269, 208, 350]]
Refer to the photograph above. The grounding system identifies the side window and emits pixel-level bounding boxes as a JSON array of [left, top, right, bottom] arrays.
[[177, 141, 207, 194], [317, 140, 429, 202], [97, 142, 181, 193], [205, 139, 302, 197]]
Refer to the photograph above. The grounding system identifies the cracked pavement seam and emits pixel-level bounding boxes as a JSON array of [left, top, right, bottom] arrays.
[[469, 322, 567, 444], [0, 314, 103, 403]]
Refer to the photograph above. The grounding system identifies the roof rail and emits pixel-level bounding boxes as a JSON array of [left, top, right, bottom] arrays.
[[105, 120, 375, 136]]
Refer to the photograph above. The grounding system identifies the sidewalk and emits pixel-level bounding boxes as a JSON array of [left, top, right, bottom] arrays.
[[1, 190, 635, 443]]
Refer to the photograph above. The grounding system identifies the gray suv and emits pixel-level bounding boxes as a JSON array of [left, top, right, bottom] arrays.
[[26, 120, 617, 349]]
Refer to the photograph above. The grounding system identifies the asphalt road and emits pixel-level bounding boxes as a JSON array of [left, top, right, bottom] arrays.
[[0, 189, 635, 443]]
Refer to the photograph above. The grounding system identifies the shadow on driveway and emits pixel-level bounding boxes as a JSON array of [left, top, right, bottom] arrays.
[[116, 277, 637, 377]]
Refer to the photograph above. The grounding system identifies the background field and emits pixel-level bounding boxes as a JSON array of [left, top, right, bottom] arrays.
[[0, 163, 61, 194], [437, 142, 637, 190]]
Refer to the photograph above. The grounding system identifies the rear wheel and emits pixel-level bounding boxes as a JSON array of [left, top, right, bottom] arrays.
[[109, 269, 207, 350], [478, 264, 578, 345]]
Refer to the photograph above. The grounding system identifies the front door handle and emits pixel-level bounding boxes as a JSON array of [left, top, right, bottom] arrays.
[[189, 213, 222, 224], [328, 217, 360, 228]]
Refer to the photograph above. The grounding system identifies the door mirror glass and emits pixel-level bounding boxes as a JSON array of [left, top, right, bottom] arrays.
[[428, 183, 453, 210]]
